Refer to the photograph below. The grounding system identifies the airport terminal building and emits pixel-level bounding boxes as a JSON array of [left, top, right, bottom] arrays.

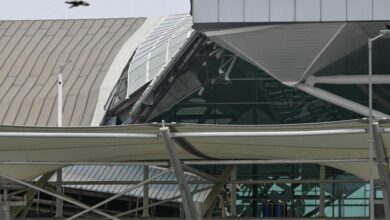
[[0, 0, 390, 219]]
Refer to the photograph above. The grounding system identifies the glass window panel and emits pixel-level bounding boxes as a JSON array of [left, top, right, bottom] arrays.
[[214, 80, 255, 103], [215, 104, 254, 124], [228, 58, 255, 79]]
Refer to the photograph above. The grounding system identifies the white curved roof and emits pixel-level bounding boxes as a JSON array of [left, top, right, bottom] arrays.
[[126, 14, 194, 97]]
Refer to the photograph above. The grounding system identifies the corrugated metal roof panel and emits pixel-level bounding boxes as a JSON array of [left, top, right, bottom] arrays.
[[51, 165, 211, 203], [0, 18, 146, 126]]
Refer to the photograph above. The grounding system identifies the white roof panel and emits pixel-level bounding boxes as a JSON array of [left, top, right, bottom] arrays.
[[127, 14, 194, 97], [0, 120, 388, 181]]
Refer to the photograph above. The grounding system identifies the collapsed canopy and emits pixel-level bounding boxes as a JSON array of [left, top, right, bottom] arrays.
[[0, 120, 387, 180]]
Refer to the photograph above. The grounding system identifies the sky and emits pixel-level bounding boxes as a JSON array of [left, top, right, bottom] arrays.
[[0, 0, 191, 20]]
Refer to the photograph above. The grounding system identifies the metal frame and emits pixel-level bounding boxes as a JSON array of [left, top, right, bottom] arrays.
[[55, 169, 63, 218], [160, 126, 201, 220], [143, 165, 150, 217], [0, 172, 118, 220], [66, 169, 171, 220], [306, 75, 390, 86], [0, 124, 387, 219], [115, 186, 213, 218], [372, 122, 390, 219], [0, 158, 370, 166], [295, 83, 390, 119], [368, 31, 390, 220]]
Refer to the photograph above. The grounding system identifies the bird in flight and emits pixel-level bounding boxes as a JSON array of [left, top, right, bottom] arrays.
[[65, 1, 90, 8]]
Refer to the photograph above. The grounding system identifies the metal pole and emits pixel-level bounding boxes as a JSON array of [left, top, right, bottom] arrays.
[[230, 165, 237, 217], [368, 37, 375, 220], [160, 127, 201, 220], [2, 188, 10, 220], [56, 71, 63, 217], [55, 169, 63, 218], [0, 158, 369, 166], [182, 164, 220, 183], [0, 172, 118, 220], [0, 132, 158, 139], [319, 165, 325, 217], [172, 128, 367, 138], [66, 169, 170, 220], [367, 33, 386, 219], [58, 72, 63, 127], [143, 165, 150, 217], [372, 122, 390, 219]]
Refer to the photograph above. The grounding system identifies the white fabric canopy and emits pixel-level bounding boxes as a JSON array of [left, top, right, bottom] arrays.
[[0, 120, 387, 180]]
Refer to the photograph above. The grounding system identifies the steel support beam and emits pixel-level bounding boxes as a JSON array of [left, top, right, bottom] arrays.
[[160, 126, 201, 220], [306, 75, 390, 86], [0, 158, 369, 166], [202, 166, 233, 217], [182, 164, 219, 183], [372, 122, 390, 219], [143, 165, 150, 217], [295, 84, 390, 120], [1, 188, 10, 220], [55, 169, 63, 218], [12, 171, 55, 218], [0, 171, 118, 220], [66, 169, 170, 220], [0, 132, 158, 139], [46, 177, 365, 186], [115, 186, 213, 218], [319, 165, 325, 217], [172, 128, 366, 138], [230, 165, 237, 217]]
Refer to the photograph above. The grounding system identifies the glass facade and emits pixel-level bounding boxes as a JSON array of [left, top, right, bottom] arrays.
[[152, 57, 361, 124], [150, 55, 381, 218], [195, 164, 369, 218]]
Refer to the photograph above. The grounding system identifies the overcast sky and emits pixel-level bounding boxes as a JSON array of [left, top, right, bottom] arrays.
[[0, 0, 191, 20]]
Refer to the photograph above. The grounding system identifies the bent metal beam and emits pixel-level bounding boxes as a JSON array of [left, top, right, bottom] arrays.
[[295, 84, 390, 120]]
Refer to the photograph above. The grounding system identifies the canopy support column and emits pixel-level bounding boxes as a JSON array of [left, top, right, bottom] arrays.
[[230, 165, 237, 217], [319, 165, 325, 217], [55, 169, 63, 218], [143, 165, 150, 217], [1, 188, 10, 220], [202, 165, 233, 217], [12, 171, 55, 218], [372, 122, 390, 219], [160, 126, 201, 220]]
